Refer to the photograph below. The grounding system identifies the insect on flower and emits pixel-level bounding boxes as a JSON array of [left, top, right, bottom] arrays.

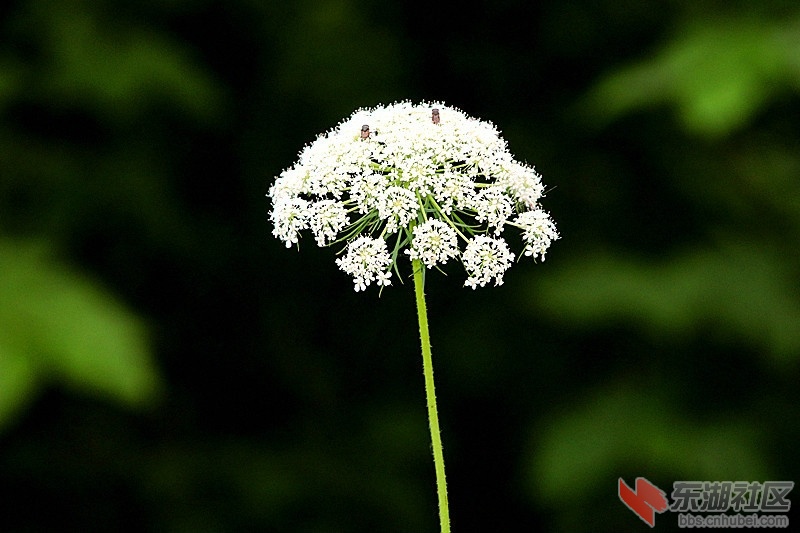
[[360, 124, 370, 139], [431, 108, 440, 124]]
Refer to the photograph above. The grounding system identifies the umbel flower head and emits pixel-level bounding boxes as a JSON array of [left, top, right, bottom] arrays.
[[269, 101, 558, 291]]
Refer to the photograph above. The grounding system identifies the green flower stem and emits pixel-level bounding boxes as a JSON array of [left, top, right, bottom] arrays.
[[412, 258, 450, 533]]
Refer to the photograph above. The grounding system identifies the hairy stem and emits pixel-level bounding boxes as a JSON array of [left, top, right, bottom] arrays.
[[412, 259, 450, 533]]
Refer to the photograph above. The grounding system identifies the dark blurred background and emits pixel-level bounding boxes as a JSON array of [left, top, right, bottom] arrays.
[[1, 0, 799, 531]]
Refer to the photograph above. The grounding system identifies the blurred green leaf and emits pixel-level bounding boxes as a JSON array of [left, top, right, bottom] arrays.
[[0, 337, 38, 429], [532, 240, 800, 362], [0, 240, 161, 430], [583, 16, 800, 137], [525, 381, 767, 507], [19, 0, 224, 124]]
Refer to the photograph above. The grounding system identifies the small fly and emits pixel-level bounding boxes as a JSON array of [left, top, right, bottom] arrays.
[[431, 108, 440, 124]]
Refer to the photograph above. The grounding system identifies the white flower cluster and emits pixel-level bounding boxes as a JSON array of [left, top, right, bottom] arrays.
[[335, 236, 393, 292], [269, 101, 558, 291], [406, 219, 459, 268]]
